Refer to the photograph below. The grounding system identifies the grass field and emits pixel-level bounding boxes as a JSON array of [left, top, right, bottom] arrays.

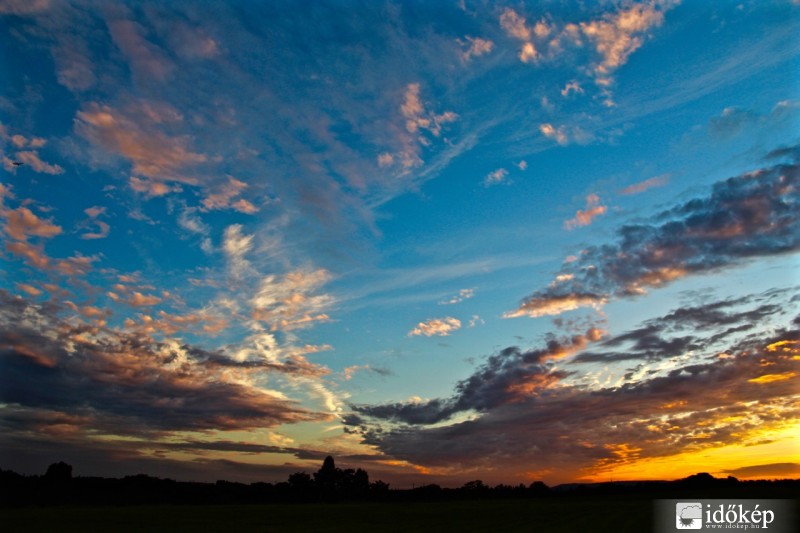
[[3, 498, 652, 532]]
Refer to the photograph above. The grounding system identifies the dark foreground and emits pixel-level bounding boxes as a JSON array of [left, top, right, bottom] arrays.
[[3, 498, 653, 532]]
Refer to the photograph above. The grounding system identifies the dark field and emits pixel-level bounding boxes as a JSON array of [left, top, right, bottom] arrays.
[[3, 498, 651, 532]]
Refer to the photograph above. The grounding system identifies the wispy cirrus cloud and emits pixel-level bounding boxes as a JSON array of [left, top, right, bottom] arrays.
[[201, 176, 259, 214], [620, 173, 669, 195], [75, 101, 207, 187], [379, 83, 459, 172], [508, 160, 799, 318]]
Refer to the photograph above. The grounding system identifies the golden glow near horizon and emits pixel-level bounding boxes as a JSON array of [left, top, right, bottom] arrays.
[[581, 420, 800, 483]]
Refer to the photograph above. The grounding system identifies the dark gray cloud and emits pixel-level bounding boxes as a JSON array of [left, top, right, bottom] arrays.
[[722, 463, 800, 479], [352, 325, 799, 478], [0, 290, 328, 439], [347, 288, 799, 481], [508, 161, 799, 318], [573, 292, 788, 363], [352, 330, 595, 425]]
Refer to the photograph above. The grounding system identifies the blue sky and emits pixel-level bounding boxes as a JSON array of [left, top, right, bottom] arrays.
[[1, 0, 799, 486]]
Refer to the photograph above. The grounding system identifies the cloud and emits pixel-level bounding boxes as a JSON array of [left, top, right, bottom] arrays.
[[127, 291, 162, 307], [402, 83, 458, 139], [222, 224, 254, 279], [408, 317, 461, 337], [561, 81, 584, 97], [579, 1, 672, 86], [0, 290, 328, 442], [79, 206, 110, 240], [0, 0, 50, 15], [355, 327, 601, 425], [129, 176, 182, 197], [460, 36, 493, 62], [75, 102, 207, 187], [499, 8, 553, 64], [439, 288, 475, 305], [349, 300, 798, 480], [709, 107, 757, 138], [483, 168, 509, 187], [709, 100, 800, 139], [722, 463, 800, 479], [508, 159, 799, 317], [202, 176, 259, 214], [504, 293, 607, 319], [539, 123, 593, 146], [564, 193, 607, 230], [13, 151, 64, 175], [572, 292, 785, 364], [3, 207, 62, 241], [499, 8, 533, 42], [250, 268, 334, 332], [620, 174, 669, 195], [379, 83, 459, 172], [5, 241, 51, 270], [107, 18, 174, 82]]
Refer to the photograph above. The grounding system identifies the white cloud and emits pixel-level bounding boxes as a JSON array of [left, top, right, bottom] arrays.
[[408, 316, 462, 337], [250, 268, 334, 331], [223, 224, 254, 279], [440, 288, 475, 305], [561, 80, 584, 97], [483, 168, 509, 187], [539, 123, 593, 146]]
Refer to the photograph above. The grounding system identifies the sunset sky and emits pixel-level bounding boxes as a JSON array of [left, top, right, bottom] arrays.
[[1, 0, 798, 488]]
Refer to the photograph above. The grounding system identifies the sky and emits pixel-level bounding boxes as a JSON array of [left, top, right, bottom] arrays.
[[0, 0, 798, 488]]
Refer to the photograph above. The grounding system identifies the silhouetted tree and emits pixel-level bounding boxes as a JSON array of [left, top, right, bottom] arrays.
[[461, 479, 488, 491], [369, 479, 390, 500], [314, 455, 339, 502], [529, 480, 550, 496], [288, 471, 315, 501], [44, 462, 72, 482]]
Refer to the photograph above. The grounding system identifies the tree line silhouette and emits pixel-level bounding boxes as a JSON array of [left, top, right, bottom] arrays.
[[2, 458, 798, 506]]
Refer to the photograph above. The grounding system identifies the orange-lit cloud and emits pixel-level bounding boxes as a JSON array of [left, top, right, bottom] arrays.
[[509, 161, 799, 318], [564, 193, 607, 230], [408, 317, 461, 337], [3, 206, 62, 241], [460, 36, 493, 62], [620, 174, 669, 195], [505, 293, 607, 318], [580, 1, 670, 86], [76, 102, 207, 185]]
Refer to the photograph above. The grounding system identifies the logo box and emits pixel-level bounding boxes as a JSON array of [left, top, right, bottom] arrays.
[[655, 499, 796, 533]]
